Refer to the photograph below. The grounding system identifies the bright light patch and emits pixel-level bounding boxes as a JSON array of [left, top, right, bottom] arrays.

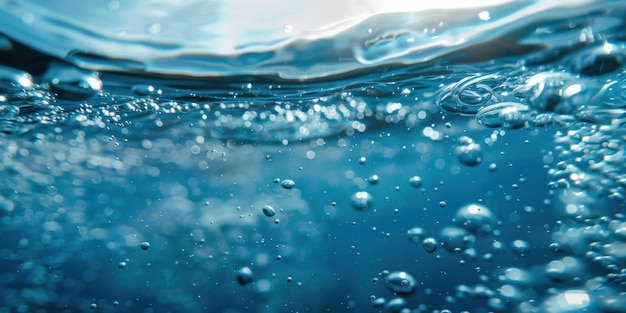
[[562, 290, 590, 307], [478, 10, 491, 20]]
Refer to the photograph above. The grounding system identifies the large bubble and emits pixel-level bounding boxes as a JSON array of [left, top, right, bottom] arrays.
[[453, 203, 498, 235], [384, 271, 417, 296]]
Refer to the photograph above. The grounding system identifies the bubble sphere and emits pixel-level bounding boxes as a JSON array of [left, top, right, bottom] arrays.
[[280, 179, 295, 189], [140, 241, 151, 250], [384, 271, 417, 296], [236, 266, 254, 286], [455, 136, 482, 166], [409, 176, 423, 188], [385, 297, 408, 312], [262, 205, 276, 217], [351, 191, 373, 211], [439, 226, 473, 253], [454, 203, 497, 235], [422, 237, 438, 253], [406, 227, 426, 243]]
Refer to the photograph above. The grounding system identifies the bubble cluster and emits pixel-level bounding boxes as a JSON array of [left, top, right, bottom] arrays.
[[437, 75, 506, 114], [455, 136, 482, 166], [0, 4, 626, 313]]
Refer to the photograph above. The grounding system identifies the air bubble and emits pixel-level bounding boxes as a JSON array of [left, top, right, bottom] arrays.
[[454, 203, 497, 235], [438, 75, 505, 114], [0, 65, 33, 91], [385, 298, 408, 311], [455, 136, 482, 166], [406, 227, 426, 243], [359, 156, 367, 164], [476, 102, 533, 129], [570, 43, 625, 76], [236, 266, 254, 286], [280, 179, 295, 189], [384, 271, 417, 296], [43, 63, 102, 99], [140, 241, 151, 250], [372, 297, 386, 307], [439, 226, 473, 253], [351, 191, 373, 211], [132, 84, 157, 96], [0, 196, 15, 216], [422, 237, 438, 253], [511, 239, 530, 256], [542, 290, 590, 312], [546, 257, 583, 283], [409, 176, 423, 188], [368, 174, 379, 185], [262, 205, 276, 217]]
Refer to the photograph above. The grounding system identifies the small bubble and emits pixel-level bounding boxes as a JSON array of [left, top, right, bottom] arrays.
[[439, 226, 472, 253], [385, 298, 408, 311], [409, 176, 423, 188], [236, 267, 254, 286], [262, 205, 276, 217], [359, 156, 367, 164], [140, 242, 151, 251], [384, 271, 417, 296], [406, 227, 426, 243], [422, 237, 438, 253], [439, 201, 447, 208], [89, 303, 97, 310], [351, 191, 373, 211], [372, 297, 385, 307], [454, 203, 497, 235], [132, 84, 156, 96], [331, 201, 337, 207], [274, 218, 280, 224], [512, 240, 530, 256], [368, 174, 379, 185], [281, 179, 295, 189], [117, 261, 127, 269]]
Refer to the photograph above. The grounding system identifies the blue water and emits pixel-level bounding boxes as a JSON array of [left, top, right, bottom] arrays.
[[1, 1, 626, 312]]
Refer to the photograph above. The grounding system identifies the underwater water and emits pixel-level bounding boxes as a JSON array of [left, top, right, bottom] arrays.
[[2, 0, 626, 312]]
